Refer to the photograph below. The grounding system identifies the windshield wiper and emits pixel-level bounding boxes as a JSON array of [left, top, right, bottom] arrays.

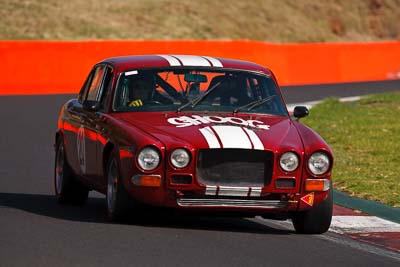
[[177, 82, 221, 112], [233, 95, 276, 114]]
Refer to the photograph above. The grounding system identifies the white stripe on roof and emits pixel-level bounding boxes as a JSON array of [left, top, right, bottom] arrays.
[[202, 56, 223, 67], [158, 55, 181, 66], [173, 55, 211, 67]]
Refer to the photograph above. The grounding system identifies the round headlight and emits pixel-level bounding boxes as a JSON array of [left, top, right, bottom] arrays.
[[170, 148, 190, 168], [308, 152, 330, 175], [137, 147, 160, 171], [280, 152, 299, 172]]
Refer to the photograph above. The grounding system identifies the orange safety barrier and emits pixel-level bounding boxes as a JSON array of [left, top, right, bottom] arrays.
[[0, 40, 399, 95]]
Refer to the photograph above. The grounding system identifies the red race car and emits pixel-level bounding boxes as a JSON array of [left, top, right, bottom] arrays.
[[54, 55, 333, 233]]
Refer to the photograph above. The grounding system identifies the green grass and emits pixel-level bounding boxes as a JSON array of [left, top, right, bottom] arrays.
[[302, 93, 400, 207], [1, 0, 400, 42]]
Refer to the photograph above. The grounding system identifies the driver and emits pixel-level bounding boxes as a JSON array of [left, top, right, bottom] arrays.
[[128, 79, 153, 107], [127, 74, 174, 107]]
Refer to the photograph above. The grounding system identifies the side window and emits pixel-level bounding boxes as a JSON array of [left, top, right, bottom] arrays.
[[86, 65, 106, 102], [78, 70, 95, 103], [98, 67, 114, 111]]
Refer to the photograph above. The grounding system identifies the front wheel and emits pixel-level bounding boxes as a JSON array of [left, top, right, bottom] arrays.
[[106, 152, 134, 222], [54, 138, 89, 205], [292, 189, 333, 234]]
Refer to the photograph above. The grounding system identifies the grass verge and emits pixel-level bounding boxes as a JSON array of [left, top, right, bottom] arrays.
[[302, 92, 400, 208]]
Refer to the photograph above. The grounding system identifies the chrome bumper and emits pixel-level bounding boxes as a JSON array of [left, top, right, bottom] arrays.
[[177, 198, 290, 209]]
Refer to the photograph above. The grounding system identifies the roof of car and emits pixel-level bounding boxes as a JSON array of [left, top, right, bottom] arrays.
[[100, 55, 272, 75]]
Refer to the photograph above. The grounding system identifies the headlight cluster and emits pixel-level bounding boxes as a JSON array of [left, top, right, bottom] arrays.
[[137, 147, 191, 171], [308, 152, 330, 175], [279, 152, 299, 172], [170, 148, 191, 168], [279, 151, 331, 175], [137, 147, 160, 171]]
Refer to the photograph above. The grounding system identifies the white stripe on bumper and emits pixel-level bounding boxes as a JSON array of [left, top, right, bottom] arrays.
[[205, 186, 263, 197], [218, 186, 249, 197], [250, 187, 262, 197], [205, 185, 218, 195]]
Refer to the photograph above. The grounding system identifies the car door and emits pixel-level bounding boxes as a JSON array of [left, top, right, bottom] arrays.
[[63, 68, 97, 177], [82, 66, 114, 185], [76, 65, 108, 182]]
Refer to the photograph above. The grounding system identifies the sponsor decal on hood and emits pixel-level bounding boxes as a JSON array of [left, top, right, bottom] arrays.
[[167, 115, 270, 130], [167, 115, 269, 150]]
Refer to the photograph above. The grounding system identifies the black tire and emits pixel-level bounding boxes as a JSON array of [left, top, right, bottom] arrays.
[[54, 137, 89, 205], [292, 189, 333, 234], [106, 151, 134, 222]]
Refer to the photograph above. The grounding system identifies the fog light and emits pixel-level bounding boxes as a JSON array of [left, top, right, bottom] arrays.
[[171, 175, 192, 185], [275, 178, 296, 189], [132, 175, 161, 187], [305, 179, 330, 191]]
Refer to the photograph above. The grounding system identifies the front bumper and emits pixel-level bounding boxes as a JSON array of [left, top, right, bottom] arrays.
[[177, 198, 292, 209], [119, 148, 331, 214]]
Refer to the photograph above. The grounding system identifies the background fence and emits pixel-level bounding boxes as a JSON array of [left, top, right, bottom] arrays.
[[1, 40, 399, 95]]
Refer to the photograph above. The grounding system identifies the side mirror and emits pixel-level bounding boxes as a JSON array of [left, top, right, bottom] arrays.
[[293, 106, 309, 119], [83, 100, 100, 112]]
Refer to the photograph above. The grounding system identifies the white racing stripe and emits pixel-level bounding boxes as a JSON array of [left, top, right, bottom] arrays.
[[212, 126, 252, 149], [202, 56, 223, 67], [173, 55, 211, 67], [159, 55, 223, 67], [199, 127, 221, 148], [200, 125, 266, 150], [158, 55, 181, 66], [243, 128, 264, 150]]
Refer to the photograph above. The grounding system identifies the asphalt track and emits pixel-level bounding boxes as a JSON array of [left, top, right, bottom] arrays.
[[1, 81, 399, 266]]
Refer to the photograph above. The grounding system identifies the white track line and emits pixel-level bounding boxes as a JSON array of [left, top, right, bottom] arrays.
[[330, 216, 400, 234], [286, 96, 361, 112]]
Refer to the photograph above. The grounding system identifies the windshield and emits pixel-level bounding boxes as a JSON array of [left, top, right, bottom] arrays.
[[113, 68, 287, 116]]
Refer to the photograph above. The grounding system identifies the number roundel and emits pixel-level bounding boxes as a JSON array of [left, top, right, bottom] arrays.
[[77, 126, 86, 174]]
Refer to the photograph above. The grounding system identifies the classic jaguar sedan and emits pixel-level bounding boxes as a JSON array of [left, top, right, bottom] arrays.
[[55, 55, 333, 234]]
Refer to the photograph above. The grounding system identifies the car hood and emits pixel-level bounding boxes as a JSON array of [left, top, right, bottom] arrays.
[[113, 112, 303, 151]]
